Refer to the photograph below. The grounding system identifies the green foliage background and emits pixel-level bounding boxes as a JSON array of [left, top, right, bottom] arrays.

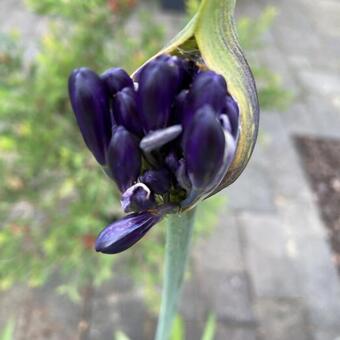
[[0, 0, 291, 307]]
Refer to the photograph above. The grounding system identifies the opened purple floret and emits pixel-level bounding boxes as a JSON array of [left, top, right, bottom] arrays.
[[68, 54, 240, 254]]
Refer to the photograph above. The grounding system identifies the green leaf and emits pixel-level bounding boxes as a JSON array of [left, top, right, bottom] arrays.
[[0, 319, 15, 340], [201, 314, 217, 340], [114, 331, 130, 340], [170, 315, 185, 340]]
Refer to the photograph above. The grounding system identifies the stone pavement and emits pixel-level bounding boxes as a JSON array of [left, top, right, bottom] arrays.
[[1, 0, 340, 339]]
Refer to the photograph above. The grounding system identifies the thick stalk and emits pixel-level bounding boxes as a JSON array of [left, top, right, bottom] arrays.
[[155, 208, 196, 340]]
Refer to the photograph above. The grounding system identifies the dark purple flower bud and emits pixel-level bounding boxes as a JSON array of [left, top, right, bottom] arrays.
[[121, 183, 155, 213], [140, 169, 172, 194], [113, 87, 143, 136], [156, 55, 198, 89], [95, 211, 162, 254], [174, 58, 199, 89], [170, 90, 189, 125], [164, 151, 179, 174], [224, 95, 240, 137], [183, 105, 225, 191], [68, 68, 112, 165], [165, 151, 180, 174], [107, 126, 141, 192], [206, 128, 237, 195], [137, 58, 180, 132], [183, 71, 228, 126], [101, 67, 133, 95], [154, 55, 172, 63], [139, 125, 182, 153]]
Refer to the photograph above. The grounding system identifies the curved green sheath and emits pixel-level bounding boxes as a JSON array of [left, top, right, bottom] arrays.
[[133, 0, 259, 193], [194, 0, 259, 191]]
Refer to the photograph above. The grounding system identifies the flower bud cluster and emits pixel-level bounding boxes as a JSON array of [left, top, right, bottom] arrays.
[[69, 54, 239, 254]]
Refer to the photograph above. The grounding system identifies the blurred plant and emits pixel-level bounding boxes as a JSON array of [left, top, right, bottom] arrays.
[[0, 0, 164, 301], [170, 314, 216, 340], [0, 319, 15, 340]]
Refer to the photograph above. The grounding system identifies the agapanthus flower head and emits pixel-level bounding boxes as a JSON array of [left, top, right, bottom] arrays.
[[69, 54, 241, 254]]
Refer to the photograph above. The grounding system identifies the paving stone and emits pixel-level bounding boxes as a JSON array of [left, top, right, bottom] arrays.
[[0, 284, 78, 340], [303, 95, 340, 139], [238, 212, 301, 299], [181, 269, 255, 325], [182, 320, 205, 340], [280, 101, 323, 137], [302, 0, 340, 38], [226, 139, 276, 212], [313, 329, 340, 340], [276, 198, 326, 239], [227, 161, 276, 213], [291, 236, 340, 331], [215, 324, 257, 340], [259, 113, 313, 201], [254, 298, 310, 340], [0, 0, 48, 61], [193, 211, 245, 272], [281, 97, 340, 139], [256, 36, 301, 94], [90, 277, 154, 340], [267, 12, 321, 56], [298, 71, 340, 97]]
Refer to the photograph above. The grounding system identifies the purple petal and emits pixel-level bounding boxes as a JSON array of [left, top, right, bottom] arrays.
[[224, 95, 240, 138], [206, 129, 237, 192], [101, 67, 133, 95], [183, 71, 228, 126], [165, 151, 180, 174], [113, 87, 143, 136], [183, 105, 226, 191], [170, 89, 189, 125], [156, 55, 198, 89], [68, 68, 112, 165], [95, 211, 162, 254], [107, 126, 141, 192], [139, 169, 172, 194], [121, 183, 156, 213], [137, 58, 180, 132]]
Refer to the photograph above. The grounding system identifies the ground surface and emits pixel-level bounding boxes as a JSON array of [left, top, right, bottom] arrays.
[[1, 0, 340, 339]]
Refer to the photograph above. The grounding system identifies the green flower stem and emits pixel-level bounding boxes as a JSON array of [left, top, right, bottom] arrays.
[[155, 208, 197, 340]]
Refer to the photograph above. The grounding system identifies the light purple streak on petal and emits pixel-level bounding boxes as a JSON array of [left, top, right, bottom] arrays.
[[139, 125, 183, 153]]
